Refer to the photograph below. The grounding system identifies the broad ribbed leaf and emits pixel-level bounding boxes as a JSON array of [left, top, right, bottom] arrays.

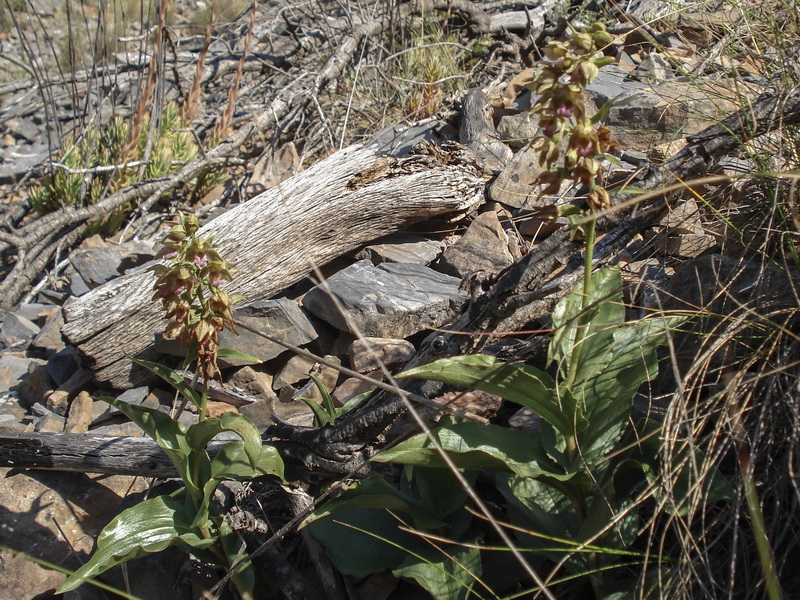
[[185, 412, 262, 468], [394, 543, 484, 600], [56, 495, 214, 593], [549, 268, 623, 378], [399, 355, 579, 436], [133, 359, 201, 410], [97, 397, 197, 497], [573, 316, 679, 462], [373, 422, 563, 480], [303, 476, 445, 531], [194, 442, 285, 528]]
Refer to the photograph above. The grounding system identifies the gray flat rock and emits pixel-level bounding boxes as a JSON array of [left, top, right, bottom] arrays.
[[69, 240, 156, 289], [437, 211, 514, 278], [0, 312, 40, 350], [303, 260, 466, 338], [355, 232, 445, 266], [0, 354, 34, 393], [218, 298, 318, 365], [349, 337, 415, 373]]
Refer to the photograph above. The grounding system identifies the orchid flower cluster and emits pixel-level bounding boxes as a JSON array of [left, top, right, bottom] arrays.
[[150, 213, 238, 381], [528, 22, 619, 213]]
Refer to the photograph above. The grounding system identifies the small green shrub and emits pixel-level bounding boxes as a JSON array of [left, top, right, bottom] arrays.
[[28, 102, 198, 229]]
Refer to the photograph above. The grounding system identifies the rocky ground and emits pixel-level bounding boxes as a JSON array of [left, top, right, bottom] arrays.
[[1, 0, 799, 598]]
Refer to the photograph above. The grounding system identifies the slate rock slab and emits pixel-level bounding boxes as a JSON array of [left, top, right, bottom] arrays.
[[355, 232, 445, 266], [69, 240, 157, 289], [303, 260, 467, 338], [217, 298, 318, 366], [437, 211, 514, 278]]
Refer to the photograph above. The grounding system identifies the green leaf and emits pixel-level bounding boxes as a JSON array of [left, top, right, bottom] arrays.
[[306, 508, 429, 578], [393, 543, 484, 600], [608, 185, 649, 195], [185, 412, 262, 468], [211, 442, 285, 481], [336, 391, 370, 420], [218, 520, 255, 600], [217, 348, 262, 364], [572, 315, 680, 462], [399, 355, 578, 437], [133, 359, 202, 410], [97, 397, 198, 498], [590, 96, 617, 124], [56, 494, 215, 593], [373, 422, 564, 480], [497, 474, 582, 564], [304, 476, 446, 531], [412, 467, 471, 520], [299, 396, 333, 427], [310, 374, 337, 419], [193, 441, 284, 528], [549, 268, 624, 378]]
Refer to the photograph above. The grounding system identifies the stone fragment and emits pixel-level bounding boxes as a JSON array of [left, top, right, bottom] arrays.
[[94, 386, 150, 422], [32, 402, 65, 432], [369, 120, 443, 157], [46, 389, 69, 416], [65, 263, 91, 297], [273, 354, 317, 390], [65, 390, 94, 433], [0, 469, 148, 599], [16, 362, 54, 408], [239, 397, 274, 432], [605, 79, 744, 151], [661, 233, 716, 258], [90, 421, 145, 436], [349, 337, 415, 373], [45, 346, 81, 386], [332, 372, 381, 406], [303, 260, 467, 339], [661, 199, 705, 235], [488, 145, 538, 208], [437, 211, 514, 279], [355, 232, 445, 266], [217, 298, 317, 366], [0, 392, 27, 432], [12, 302, 53, 324], [206, 401, 238, 418], [0, 312, 40, 350], [0, 354, 33, 393], [509, 407, 540, 432], [69, 240, 156, 288], [228, 366, 278, 401], [31, 306, 66, 356], [496, 111, 539, 149], [632, 52, 674, 82], [586, 65, 646, 107]]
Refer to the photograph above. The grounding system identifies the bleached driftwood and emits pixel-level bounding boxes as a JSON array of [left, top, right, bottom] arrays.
[[62, 143, 484, 388]]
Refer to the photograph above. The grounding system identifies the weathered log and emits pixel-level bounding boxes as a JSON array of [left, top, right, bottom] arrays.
[[0, 431, 183, 478], [62, 143, 484, 388]]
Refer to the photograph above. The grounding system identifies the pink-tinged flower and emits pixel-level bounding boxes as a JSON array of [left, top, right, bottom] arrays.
[[556, 104, 573, 118], [209, 274, 221, 287], [194, 254, 208, 267], [578, 144, 594, 158], [163, 250, 178, 260]]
